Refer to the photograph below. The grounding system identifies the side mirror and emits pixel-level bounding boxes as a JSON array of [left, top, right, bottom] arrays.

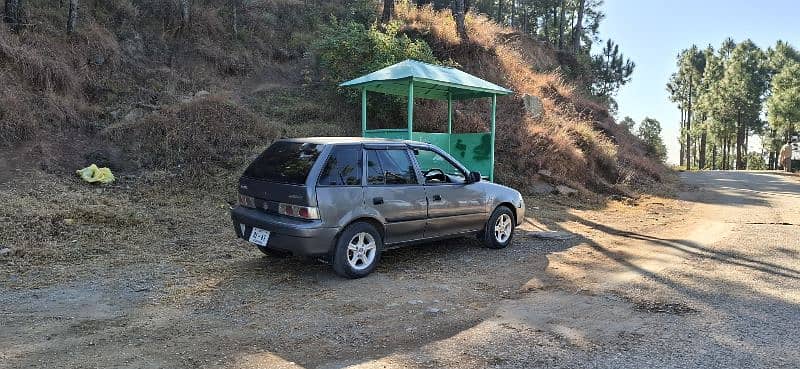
[[467, 171, 482, 183]]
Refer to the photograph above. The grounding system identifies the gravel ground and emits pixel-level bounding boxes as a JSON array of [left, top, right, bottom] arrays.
[[1, 171, 798, 368]]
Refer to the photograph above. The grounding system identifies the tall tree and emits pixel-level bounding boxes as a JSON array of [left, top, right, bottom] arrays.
[[591, 39, 635, 99], [721, 40, 768, 169], [67, 0, 78, 34], [618, 116, 636, 132], [670, 46, 706, 169], [765, 40, 800, 144], [766, 40, 800, 74], [381, 0, 394, 23], [571, 0, 585, 54], [452, 0, 468, 41], [638, 117, 667, 162], [766, 61, 800, 144]]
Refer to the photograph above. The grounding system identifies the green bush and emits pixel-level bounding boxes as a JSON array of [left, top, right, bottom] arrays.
[[314, 20, 438, 89], [313, 19, 439, 128], [746, 152, 767, 170]]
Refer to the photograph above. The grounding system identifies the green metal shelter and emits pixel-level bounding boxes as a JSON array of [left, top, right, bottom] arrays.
[[339, 59, 512, 181]]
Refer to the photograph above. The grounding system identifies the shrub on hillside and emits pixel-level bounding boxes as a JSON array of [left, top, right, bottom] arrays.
[[314, 19, 440, 127], [314, 20, 438, 88], [104, 96, 278, 170]]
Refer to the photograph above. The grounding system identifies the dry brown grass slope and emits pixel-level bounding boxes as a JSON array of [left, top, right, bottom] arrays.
[[0, 0, 670, 197], [0, 0, 356, 174], [396, 6, 671, 195]]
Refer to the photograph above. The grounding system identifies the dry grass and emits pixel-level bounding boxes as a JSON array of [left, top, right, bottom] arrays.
[[1, 0, 669, 197], [0, 29, 79, 94], [104, 95, 280, 170], [395, 5, 669, 195]]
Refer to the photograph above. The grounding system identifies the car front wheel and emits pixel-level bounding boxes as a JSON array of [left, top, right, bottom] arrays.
[[332, 222, 383, 278], [482, 206, 515, 249]]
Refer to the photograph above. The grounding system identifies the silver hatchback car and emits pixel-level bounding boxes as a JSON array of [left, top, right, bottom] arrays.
[[231, 137, 525, 278]]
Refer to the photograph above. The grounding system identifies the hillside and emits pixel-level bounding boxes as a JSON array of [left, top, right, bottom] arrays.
[[0, 0, 670, 196]]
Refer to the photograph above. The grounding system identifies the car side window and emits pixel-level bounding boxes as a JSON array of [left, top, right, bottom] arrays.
[[366, 149, 418, 185], [318, 147, 362, 186], [414, 148, 466, 184]]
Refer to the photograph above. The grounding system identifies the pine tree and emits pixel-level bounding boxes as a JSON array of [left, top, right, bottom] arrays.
[[721, 40, 768, 169], [619, 116, 636, 132], [767, 62, 800, 143], [591, 39, 635, 99], [638, 117, 667, 162]]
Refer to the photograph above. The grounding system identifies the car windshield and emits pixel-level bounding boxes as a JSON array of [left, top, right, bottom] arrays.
[[243, 141, 321, 184], [414, 149, 465, 179]]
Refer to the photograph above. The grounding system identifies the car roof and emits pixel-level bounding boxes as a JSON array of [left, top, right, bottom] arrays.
[[281, 137, 427, 146]]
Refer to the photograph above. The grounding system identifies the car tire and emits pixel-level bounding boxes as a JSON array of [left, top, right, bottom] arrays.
[[256, 245, 290, 258], [482, 206, 515, 249], [332, 222, 383, 279]]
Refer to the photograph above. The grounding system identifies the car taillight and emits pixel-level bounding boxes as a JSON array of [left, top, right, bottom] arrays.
[[238, 194, 255, 208], [278, 203, 320, 220]]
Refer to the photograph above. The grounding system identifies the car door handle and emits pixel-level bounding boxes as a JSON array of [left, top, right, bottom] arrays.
[[373, 197, 384, 205], [432, 195, 442, 201]]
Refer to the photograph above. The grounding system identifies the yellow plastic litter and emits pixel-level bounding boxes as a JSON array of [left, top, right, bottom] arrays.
[[76, 164, 115, 184]]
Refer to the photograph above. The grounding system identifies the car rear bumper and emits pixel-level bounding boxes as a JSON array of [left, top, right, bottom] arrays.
[[230, 206, 339, 256]]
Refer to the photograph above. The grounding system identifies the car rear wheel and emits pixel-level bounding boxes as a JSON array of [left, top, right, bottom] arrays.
[[332, 222, 382, 278], [482, 206, 515, 249]]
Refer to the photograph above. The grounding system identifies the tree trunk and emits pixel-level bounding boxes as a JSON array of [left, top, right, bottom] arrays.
[[557, 0, 566, 49], [452, 0, 468, 42], [180, 0, 190, 30], [509, 0, 515, 27], [66, 0, 78, 34], [571, 0, 585, 54], [699, 128, 707, 169], [232, 0, 240, 35], [744, 130, 749, 168], [735, 113, 743, 170], [381, 0, 394, 23], [679, 108, 685, 167], [4, 0, 20, 25], [722, 137, 728, 170], [685, 76, 692, 170], [496, 0, 503, 24], [712, 144, 717, 170]]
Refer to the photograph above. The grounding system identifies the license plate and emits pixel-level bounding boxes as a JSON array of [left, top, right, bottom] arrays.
[[248, 227, 270, 246]]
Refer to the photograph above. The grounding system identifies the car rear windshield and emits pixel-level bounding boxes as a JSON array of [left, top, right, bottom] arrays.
[[242, 141, 322, 184]]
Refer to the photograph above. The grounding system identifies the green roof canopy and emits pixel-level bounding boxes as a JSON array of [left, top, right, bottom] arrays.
[[339, 59, 512, 100]]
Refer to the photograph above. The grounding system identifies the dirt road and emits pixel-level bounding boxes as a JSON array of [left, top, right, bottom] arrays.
[[2, 171, 799, 368]]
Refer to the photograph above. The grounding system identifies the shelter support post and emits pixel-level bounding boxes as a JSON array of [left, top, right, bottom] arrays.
[[361, 87, 367, 137], [407, 80, 414, 140], [447, 92, 453, 134], [490, 94, 497, 181]]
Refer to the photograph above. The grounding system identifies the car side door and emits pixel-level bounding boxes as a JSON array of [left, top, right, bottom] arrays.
[[363, 146, 428, 245], [411, 146, 487, 238], [314, 144, 365, 229]]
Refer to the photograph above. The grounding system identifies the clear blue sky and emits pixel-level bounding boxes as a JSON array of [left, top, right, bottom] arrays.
[[598, 0, 800, 164]]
